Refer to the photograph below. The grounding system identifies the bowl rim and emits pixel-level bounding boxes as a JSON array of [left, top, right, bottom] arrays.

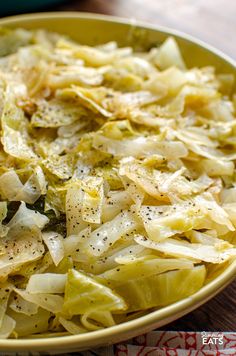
[[0, 11, 235, 352]]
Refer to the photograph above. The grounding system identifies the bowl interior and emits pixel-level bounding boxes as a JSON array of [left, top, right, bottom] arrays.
[[0, 12, 235, 353], [1, 12, 236, 77]]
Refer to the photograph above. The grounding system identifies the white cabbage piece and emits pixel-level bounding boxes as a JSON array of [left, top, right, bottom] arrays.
[[115, 56, 155, 78], [222, 203, 236, 228], [186, 230, 233, 249], [152, 85, 218, 118], [139, 193, 234, 243], [197, 159, 234, 177], [174, 128, 218, 148], [93, 134, 188, 159], [42, 232, 65, 266], [0, 283, 12, 327], [202, 99, 235, 122], [81, 176, 104, 224], [57, 119, 89, 138], [119, 158, 166, 201], [0, 232, 45, 280], [56, 38, 132, 67], [0, 167, 47, 204], [153, 169, 213, 197], [7, 201, 49, 237], [121, 178, 145, 211], [104, 90, 161, 114], [139, 204, 204, 241], [9, 293, 39, 316], [102, 190, 132, 223], [63, 227, 91, 258], [150, 37, 186, 70], [145, 67, 187, 95], [119, 159, 211, 202], [14, 288, 64, 314], [42, 154, 74, 180], [85, 210, 140, 256], [0, 171, 23, 201], [48, 65, 103, 88], [26, 273, 67, 294], [0, 314, 16, 339], [31, 98, 86, 127], [187, 142, 236, 161], [56, 86, 112, 117], [88, 244, 146, 275], [194, 193, 234, 231], [135, 235, 236, 264], [66, 184, 89, 235], [0, 202, 48, 279], [59, 317, 87, 334], [221, 187, 236, 204]]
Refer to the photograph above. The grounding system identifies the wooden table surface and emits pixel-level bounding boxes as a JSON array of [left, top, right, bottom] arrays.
[[55, 0, 236, 332]]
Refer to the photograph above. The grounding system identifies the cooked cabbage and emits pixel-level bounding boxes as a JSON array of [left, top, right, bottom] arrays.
[[0, 28, 235, 339]]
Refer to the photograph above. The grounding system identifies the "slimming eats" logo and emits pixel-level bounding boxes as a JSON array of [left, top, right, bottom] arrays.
[[201, 332, 224, 345]]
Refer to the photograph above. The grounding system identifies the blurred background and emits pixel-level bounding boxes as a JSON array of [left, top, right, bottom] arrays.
[[0, 0, 235, 58]]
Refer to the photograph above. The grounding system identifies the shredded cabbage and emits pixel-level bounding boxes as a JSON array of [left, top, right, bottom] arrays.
[[0, 28, 235, 338]]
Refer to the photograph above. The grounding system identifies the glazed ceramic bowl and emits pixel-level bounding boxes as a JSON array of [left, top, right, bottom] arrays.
[[0, 12, 235, 354]]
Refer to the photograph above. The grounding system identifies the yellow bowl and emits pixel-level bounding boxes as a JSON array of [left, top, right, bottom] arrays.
[[0, 12, 235, 354]]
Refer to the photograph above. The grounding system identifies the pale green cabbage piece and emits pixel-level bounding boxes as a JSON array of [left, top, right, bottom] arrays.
[[63, 269, 127, 315], [1, 86, 37, 161], [100, 257, 193, 286], [80, 311, 115, 330], [114, 266, 206, 312], [7, 308, 50, 337]]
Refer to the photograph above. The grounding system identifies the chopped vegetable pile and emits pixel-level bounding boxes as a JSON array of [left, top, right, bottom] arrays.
[[0, 27, 235, 339]]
